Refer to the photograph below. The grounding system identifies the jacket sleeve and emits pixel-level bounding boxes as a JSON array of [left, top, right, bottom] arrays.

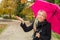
[[40, 23, 51, 40], [20, 22, 34, 32]]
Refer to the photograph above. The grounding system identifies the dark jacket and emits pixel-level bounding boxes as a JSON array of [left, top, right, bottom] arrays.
[[20, 20, 51, 40]]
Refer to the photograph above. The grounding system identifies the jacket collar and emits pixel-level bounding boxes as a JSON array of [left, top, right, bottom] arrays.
[[38, 19, 47, 26]]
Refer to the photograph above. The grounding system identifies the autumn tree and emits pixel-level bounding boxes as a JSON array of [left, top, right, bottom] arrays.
[[14, 0, 26, 17], [1, 0, 17, 18]]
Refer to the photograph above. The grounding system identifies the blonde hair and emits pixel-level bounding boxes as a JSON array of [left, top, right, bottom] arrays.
[[33, 10, 47, 32]]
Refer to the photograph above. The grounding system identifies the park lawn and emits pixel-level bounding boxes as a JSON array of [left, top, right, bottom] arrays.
[[52, 32, 60, 40], [0, 24, 7, 33]]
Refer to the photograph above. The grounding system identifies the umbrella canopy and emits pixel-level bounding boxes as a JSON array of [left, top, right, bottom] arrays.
[[35, 0, 44, 1], [31, 0, 60, 34]]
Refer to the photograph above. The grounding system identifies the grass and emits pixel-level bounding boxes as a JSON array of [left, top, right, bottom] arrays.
[[0, 24, 7, 33], [52, 32, 60, 40]]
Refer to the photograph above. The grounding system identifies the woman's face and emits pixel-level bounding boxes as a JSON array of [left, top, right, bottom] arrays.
[[36, 11, 46, 22]]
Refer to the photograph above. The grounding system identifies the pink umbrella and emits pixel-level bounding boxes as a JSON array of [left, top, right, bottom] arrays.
[[31, 0, 60, 34], [35, 0, 44, 1]]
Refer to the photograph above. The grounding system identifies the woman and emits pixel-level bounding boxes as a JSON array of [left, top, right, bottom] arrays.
[[30, 0, 60, 34], [16, 10, 51, 40]]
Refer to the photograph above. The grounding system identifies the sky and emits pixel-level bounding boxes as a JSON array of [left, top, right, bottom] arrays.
[[27, 0, 31, 1], [0, 0, 2, 3]]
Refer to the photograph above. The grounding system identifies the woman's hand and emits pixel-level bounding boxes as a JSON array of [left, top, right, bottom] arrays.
[[36, 33, 40, 38], [15, 16, 24, 23]]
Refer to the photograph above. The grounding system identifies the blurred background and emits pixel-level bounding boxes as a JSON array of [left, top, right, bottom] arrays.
[[0, 0, 60, 40], [0, 0, 60, 21]]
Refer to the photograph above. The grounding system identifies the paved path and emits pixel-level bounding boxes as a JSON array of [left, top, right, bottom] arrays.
[[0, 20, 58, 40], [0, 21, 33, 40]]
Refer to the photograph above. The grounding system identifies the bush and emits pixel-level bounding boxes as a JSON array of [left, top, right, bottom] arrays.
[[3, 16, 10, 19]]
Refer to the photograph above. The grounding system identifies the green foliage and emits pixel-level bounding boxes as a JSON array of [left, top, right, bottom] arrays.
[[15, 0, 25, 17], [46, 0, 60, 6], [3, 16, 9, 19], [46, 0, 55, 3], [52, 32, 60, 40], [20, 6, 34, 21], [55, 0, 60, 6]]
